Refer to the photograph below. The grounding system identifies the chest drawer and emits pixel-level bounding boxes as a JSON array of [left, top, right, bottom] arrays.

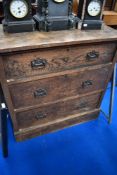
[[16, 109, 100, 141], [16, 92, 101, 129], [9, 64, 111, 109], [3, 43, 116, 80]]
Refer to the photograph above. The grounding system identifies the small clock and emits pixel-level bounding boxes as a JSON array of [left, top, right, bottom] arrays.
[[34, 0, 78, 31], [2, 0, 35, 33], [10, 0, 28, 19], [87, 0, 102, 17], [78, 0, 105, 30]]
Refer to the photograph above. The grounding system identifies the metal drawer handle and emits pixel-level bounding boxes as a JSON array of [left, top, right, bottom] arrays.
[[35, 113, 47, 120], [82, 80, 93, 88], [77, 102, 88, 109], [86, 51, 99, 61], [34, 89, 47, 98], [31, 58, 47, 69]]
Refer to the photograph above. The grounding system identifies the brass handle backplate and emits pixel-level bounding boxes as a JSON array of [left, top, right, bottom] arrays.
[[82, 80, 93, 88], [34, 89, 47, 98], [86, 51, 99, 61], [31, 58, 47, 69], [35, 113, 47, 120]]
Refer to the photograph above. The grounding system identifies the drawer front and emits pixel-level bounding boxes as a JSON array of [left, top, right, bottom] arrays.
[[15, 109, 100, 141], [3, 43, 116, 79], [16, 93, 101, 129], [9, 64, 111, 108]]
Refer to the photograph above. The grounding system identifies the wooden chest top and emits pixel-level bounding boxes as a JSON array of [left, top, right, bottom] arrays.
[[0, 25, 117, 54]]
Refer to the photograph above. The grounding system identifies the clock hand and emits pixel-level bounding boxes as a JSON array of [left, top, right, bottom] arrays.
[[18, 4, 25, 9]]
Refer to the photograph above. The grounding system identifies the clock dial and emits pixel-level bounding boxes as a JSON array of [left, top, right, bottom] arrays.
[[53, 0, 65, 3], [10, 0, 28, 19], [87, 0, 102, 17]]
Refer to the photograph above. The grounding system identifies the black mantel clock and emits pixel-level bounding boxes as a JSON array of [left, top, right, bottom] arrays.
[[2, 0, 35, 33], [34, 0, 78, 31], [78, 0, 106, 30]]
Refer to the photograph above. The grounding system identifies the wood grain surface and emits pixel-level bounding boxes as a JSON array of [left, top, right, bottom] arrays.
[[15, 109, 100, 141], [8, 63, 111, 109], [0, 25, 117, 53], [16, 92, 101, 129], [0, 24, 116, 141], [2, 43, 116, 80]]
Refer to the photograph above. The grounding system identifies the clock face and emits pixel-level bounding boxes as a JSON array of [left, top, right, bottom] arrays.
[[87, 0, 102, 17], [53, 0, 65, 3], [10, 0, 28, 19]]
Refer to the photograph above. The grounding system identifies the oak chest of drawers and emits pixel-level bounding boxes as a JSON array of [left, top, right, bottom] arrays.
[[0, 25, 117, 142]]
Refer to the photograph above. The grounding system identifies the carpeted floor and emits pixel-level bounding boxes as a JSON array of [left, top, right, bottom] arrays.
[[0, 86, 117, 175]]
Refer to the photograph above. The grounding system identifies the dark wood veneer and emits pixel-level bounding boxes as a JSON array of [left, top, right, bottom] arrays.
[[15, 109, 100, 141], [2, 43, 116, 80], [16, 92, 101, 129], [9, 63, 111, 109]]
